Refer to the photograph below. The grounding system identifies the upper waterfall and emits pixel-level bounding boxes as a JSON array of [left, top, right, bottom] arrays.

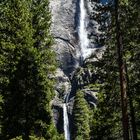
[[50, 0, 103, 138], [78, 0, 95, 60]]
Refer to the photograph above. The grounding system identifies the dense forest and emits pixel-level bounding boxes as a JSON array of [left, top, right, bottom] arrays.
[[0, 0, 140, 140]]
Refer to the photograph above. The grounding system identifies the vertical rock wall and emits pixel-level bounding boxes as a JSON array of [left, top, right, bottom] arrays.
[[50, 0, 78, 75], [50, 0, 104, 134], [50, 0, 77, 133]]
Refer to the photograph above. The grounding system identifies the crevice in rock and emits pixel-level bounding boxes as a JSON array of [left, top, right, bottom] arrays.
[[54, 36, 75, 50]]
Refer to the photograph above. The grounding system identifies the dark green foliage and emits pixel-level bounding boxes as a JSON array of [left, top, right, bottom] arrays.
[[0, 0, 59, 139], [89, 0, 140, 139], [114, 0, 140, 139], [72, 91, 90, 140], [30, 1, 59, 138], [0, 0, 139, 139], [0, 0, 34, 139], [90, 45, 123, 139], [31, 0, 53, 49]]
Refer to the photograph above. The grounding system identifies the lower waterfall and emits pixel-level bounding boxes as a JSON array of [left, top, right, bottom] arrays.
[[63, 103, 70, 140], [63, 0, 94, 139]]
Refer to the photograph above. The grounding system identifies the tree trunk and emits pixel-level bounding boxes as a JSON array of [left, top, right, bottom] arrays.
[[125, 63, 138, 140], [115, 0, 129, 139]]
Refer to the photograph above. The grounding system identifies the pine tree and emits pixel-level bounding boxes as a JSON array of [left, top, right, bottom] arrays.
[[30, 0, 60, 139], [88, 1, 123, 139], [31, 0, 53, 49], [121, 0, 140, 138], [114, 0, 129, 139], [0, 0, 34, 139], [90, 0, 140, 139], [90, 44, 123, 140], [113, 0, 140, 139], [0, 0, 59, 139], [72, 91, 90, 140]]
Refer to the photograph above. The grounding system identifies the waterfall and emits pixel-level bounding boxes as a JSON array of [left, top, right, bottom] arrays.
[[78, 0, 95, 60], [63, 1, 95, 140], [63, 103, 70, 140]]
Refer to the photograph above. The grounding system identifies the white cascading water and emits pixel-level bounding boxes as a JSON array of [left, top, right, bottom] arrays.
[[63, 103, 70, 140], [63, 1, 95, 140], [78, 0, 94, 60]]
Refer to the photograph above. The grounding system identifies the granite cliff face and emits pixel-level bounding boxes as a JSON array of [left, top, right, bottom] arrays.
[[50, 0, 104, 133], [50, 0, 77, 132], [50, 0, 78, 75]]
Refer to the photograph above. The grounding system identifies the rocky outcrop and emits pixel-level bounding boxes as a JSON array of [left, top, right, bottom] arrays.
[[50, 0, 78, 132], [50, 0, 79, 75], [50, 0, 105, 133], [50, 0, 104, 75], [52, 68, 71, 133], [54, 69, 71, 101]]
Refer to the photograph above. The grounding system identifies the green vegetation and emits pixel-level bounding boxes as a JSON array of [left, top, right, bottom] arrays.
[[0, 0, 139, 139], [88, 0, 140, 139], [0, 0, 60, 139], [72, 91, 90, 140]]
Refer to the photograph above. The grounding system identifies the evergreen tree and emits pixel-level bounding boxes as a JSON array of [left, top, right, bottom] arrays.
[[0, 0, 34, 139], [0, 0, 59, 139], [114, 0, 129, 139], [72, 91, 90, 140], [90, 0, 140, 139], [30, 0, 60, 139], [31, 0, 53, 49], [88, 1, 122, 139], [121, 0, 140, 138], [111, 0, 140, 138], [90, 44, 123, 140]]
